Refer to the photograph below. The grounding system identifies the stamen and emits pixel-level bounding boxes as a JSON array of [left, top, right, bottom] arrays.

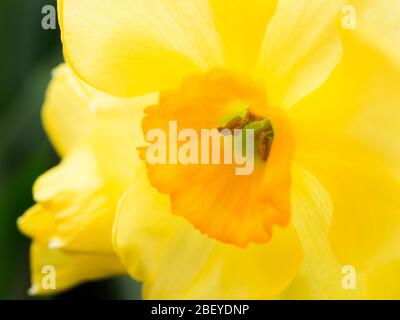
[[218, 112, 274, 161], [236, 119, 250, 130], [258, 131, 273, 161]]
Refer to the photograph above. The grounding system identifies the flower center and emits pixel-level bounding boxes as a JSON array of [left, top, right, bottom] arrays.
[[218, 112, 274, 162], [140, 69, 294, 247]]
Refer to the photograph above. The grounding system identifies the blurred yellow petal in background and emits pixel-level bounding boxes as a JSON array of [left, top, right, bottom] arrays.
[[17, 64, 153, 294], [17, 65, 124, 294], [28, 243, 124, 296]]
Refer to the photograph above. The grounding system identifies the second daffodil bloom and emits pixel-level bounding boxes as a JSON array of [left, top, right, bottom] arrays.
[[18, 64, 155, 294], [58, 0, 400, 299]]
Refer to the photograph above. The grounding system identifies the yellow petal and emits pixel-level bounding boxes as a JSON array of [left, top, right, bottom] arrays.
[[208, 0, 277, 73], [289, 35, 400, 270], [31, 150, 117, 253], [59, 0, 224, 97], [280, 164, 365, 299], [28, 243, 124, 296], [366, 259, 400, 299], [93, 93, 159, 193], [18, 205, 56, 245], [114, 170, 303, 299], [256, 0, 344, 108], [33, 150, 102, 202], [351, 0, 400, 68], [43, 64, 93, 156]]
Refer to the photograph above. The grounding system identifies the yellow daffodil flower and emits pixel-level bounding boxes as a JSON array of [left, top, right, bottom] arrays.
[[17, 64, 154, 295], [37, 0, 400, 299]]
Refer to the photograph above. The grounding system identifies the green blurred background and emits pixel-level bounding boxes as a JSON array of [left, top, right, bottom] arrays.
[[0, 0, 139, 299]]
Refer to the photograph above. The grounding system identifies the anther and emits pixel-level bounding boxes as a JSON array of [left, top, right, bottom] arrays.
[[219, 112, 274, 161], [225, 116, 242, 130], [258, 131, 273, 162]]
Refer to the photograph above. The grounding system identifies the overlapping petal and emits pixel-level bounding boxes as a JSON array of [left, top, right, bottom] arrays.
[[22, 150, 117, 253], [114, 170, 303, 299], [280, 165, 365, 299], [289, 35, 400, 270], [42, 65, 93, 156], [18, 64, 151, 293], [256, 0, 345, 108], [93, 93, 158, 193], [59, 0, 224, 97], [60, 0, 345, 106], [207, 0, 277, 73]]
